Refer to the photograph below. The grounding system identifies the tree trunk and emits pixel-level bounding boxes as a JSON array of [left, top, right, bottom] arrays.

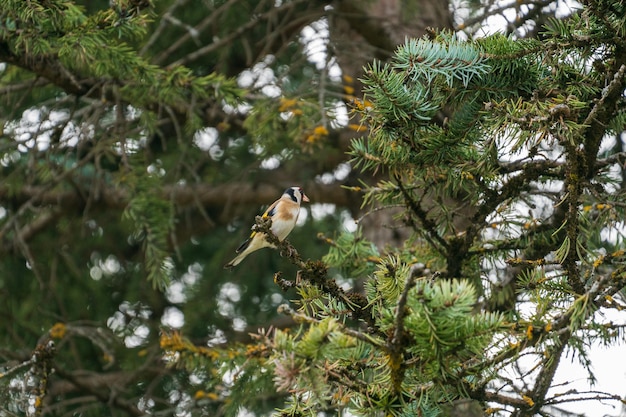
[[328, 0, 454, 248]]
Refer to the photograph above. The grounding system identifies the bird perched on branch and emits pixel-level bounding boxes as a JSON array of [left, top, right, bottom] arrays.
[[224, 186, 310, 268]]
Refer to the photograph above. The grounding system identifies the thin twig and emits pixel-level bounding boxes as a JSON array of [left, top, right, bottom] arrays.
[[583, 64, 626, 127]]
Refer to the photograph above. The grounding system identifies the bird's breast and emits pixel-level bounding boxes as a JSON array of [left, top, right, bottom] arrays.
[[271, 206, 300, 240]]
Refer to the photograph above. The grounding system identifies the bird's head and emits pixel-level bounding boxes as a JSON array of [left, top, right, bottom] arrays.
[[284, 186, 310, 204]]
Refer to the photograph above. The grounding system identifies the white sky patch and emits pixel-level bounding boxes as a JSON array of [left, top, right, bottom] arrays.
[[161, 306, 185, 329], [109, 302, 153, 348], [250, 143, 264, 155], [238, 55, 282, 97], [166, 263, 202, 304], [166, 281, 187, 304], [270, 292, 285, 306], [0, 150, 20, 167], [232, 317, 247, 331], [340, 210, 358, 233], [125, 324, 150, 348], [90, 253, 123, 281], [188, 373, 203, 385], [113, 137, 143, 156], [315, 162, 352, 184], [238, 55, 275, 87], [236, 408, 255, 417], [138, 396, 155, 413], [207, 328, 227, 346], [316, 172, 334, 184], [217, 282, 242, 317], [300, 24, 326, 65], [222, 101, 253, 115], [102, 255, 121, 274], [147, 161, 166, 177], [261, 83, 281, 97], [194, 127, 224, 160], [300, 18, 342, 81], [260, 156, 280, 169], [600, 222, 626, 244], [333, 163, 351, 180], [310, 203, 336, 220], [194, 127, 218, 150], [329, 101, 349, 127], [301, 22, 327, 69], [60, 120, 93, 147], [184, 262, 203, 285], [552, 307, 626, 417], [4, 108, 70, 152]]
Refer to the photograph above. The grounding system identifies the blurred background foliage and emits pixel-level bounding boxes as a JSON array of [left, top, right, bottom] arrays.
[[0, 0, 625, 416]]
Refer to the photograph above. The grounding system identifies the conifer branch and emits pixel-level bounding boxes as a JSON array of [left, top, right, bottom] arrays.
[[31, 340, 56, 417], [0, 182, 352, 224], [253, 216, 375, 326], [395, 175, 450, 254], [513, 331, 571, 417], [595, 151, 626, 169], [497, 159, 564, 175], [277, 304, 385, 348], [386, 264, 436, 395], [544, 389, 625, 406], [457, 0, 554, 32], [52, 365, 145, 417], [561, 143, 585, 294], [166, 0, 324, 68], [583, 61, 626, 179]]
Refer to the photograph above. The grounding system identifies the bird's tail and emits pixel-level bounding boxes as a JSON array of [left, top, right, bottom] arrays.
[[224, 253, 244, 269]]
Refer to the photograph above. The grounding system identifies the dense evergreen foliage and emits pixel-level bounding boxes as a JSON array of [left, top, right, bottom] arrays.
[[0, 0, 625, 416]]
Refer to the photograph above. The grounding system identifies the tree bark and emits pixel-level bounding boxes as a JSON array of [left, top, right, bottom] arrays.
[[328, 0, 454, 248]]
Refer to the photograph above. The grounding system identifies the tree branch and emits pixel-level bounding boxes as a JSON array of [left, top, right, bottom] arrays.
[[0, 182, 353, 213], [583, 59, 626, 179], [51, 366, 145, 416]]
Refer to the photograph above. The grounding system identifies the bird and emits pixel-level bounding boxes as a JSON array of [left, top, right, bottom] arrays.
[[224, 186, 310, 268]]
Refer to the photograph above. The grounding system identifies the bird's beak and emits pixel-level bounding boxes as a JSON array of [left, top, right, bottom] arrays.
[[302, 193, 310, 203]]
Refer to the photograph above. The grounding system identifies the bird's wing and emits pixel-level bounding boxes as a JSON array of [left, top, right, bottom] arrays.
[[235, 237, 251, 253], [237, 200, 281, 250], [262, 200, 279, 219]]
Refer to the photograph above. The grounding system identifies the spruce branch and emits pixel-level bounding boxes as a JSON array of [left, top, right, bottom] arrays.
[[545, 389, 625, 406], [52, 365, 144, 416], [276, 304, 385, 349], [583, 61, 626, 179], [252, 216, 375, 327], [583, 64, 626, 129], [395, 36, 489, 87], [512, 331, 571, 417], [483, 391, 533, 409], [457, 0, 554, 32], [394, 175, 450, 254], [386, 264, 437, 395], [31, 340, 56, 417], [497, 158, 564, 175], [0, 350, 38, 379], [390, 265, 420, 347], [165, 0, 323, 68], [595, 151, 626, 169], [560, 142, 585, 294], [537, 270, 620, 339]]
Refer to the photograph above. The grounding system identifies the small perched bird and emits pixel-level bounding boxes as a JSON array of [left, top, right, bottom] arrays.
[[224, 186, 310, 268]]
